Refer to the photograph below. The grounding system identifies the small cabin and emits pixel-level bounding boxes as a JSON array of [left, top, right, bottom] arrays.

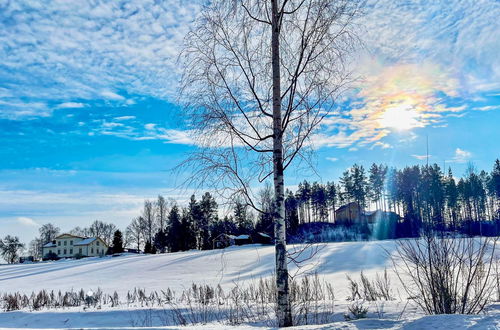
[[254, 232, 273, 245], [335, 202, 363, 225], [233, 234, 252, 246], [213, 233, 235, 249], [213, 233, 253, 248]]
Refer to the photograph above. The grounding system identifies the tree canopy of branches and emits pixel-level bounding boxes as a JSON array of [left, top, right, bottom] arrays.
[[180, 1, 359, 325], [0, 235, 24, 264]]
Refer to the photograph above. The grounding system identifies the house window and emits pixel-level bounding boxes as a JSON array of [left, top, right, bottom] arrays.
[[70, 249, 73, 254], [64, 241, 67, 246], [79, 248, 82, 254], [96, 248, 99, 254], [64, 249, 67, 254], [97, 241, 100, 246], [49, 250, 52, 254], [58, 241, 61, 246], [58, 249, 61, 254], [70, 240, 73, 245], [91, 248, 94, 254]]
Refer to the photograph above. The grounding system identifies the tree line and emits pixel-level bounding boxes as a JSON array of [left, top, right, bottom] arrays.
[[285, 160, 500, 237], [2, 158, 498, 264]]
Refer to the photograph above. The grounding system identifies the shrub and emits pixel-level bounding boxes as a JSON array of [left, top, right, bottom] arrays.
[[344, 301, 368, 320], [391, 234, 498, 314], [43, 252, 58, 261]]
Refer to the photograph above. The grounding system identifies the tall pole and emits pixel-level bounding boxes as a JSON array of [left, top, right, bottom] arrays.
[[426, 134, 429, 167]]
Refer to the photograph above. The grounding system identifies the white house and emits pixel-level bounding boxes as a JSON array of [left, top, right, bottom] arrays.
[[42, 233, 109, 259]]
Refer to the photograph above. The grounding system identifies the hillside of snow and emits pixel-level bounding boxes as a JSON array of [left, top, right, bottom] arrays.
[[0, 241, 499, 329]]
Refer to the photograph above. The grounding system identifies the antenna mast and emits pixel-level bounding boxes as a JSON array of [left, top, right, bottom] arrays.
[[426, 134, 429, 167]]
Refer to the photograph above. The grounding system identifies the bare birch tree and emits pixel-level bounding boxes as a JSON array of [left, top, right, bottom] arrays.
[[180, 0, 359, 326]]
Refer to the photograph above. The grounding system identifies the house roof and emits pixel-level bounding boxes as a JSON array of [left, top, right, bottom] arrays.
[[335, 202, 360, 213], [55, 233, 84, 239], [74, 237, 96, 246], [43, 242, 56, 248], [234, 234, 250, 240], [213, 233, 235, 241], [258, 232, 271, 238]]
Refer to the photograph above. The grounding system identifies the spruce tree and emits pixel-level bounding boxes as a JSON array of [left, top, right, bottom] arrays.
[[167, 205, 182, 252], [111, 230, 124, 254]]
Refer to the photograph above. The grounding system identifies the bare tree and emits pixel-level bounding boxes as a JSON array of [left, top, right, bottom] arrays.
[[180, 0, 359, 326], [142, 200, 157, 245], [39, 223, 60, 244], [156, 195, 169, 231], [87, 220, 117, 245], [126, 216, 145, 251], [28, 238, 43, 260], [69, 226, 89, 237]]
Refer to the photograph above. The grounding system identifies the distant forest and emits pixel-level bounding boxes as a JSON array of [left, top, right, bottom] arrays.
[[24, 158, 500, 259], [123, 158, 500, 253]]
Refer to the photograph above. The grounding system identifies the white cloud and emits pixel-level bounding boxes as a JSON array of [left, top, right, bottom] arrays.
[[474, 105, 500, 112], [372, 142, 392, 149], [114, 116, 136, 121], [100, 91, 125, 101], [451, 148, 472, 163], [92, 119, 195, 145], [0, 0, 201, 119], [412, 154, 431, 160], [16, 217, 39, 227], [56, 102, 86, 109], [326, 157, 339, 162], [0, 0, 498, 155]]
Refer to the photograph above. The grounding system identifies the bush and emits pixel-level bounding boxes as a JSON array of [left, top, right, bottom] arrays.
[[391, 234, 498, 314], [344, 301, 368, 320], [43, 252, 58, 261]]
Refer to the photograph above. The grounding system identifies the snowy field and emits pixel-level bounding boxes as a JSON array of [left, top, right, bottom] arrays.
[[0, 241, 499, 329]]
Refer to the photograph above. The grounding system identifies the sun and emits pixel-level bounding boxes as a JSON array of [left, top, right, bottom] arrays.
[[378, 103, 421, 130]]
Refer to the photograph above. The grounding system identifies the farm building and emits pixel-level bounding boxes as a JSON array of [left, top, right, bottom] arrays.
[[334, 202, 363, 225], [42, 234, 109, 259]]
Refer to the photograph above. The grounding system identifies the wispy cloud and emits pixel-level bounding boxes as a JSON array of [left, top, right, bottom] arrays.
[[93, 119, 195, 145], [56, 102, 86, 109], [313, 63, 467, 149], [450, 148, 472, 163], [16, 217, 39, 227], [0, 0, 201, 119], [412, 154, 431, 161], [100, 91, 125, 101], [474, 105, 500, 112], [114, 116, 136, 121], [372, 141, 392, 149], [326, 157, 339, 162]]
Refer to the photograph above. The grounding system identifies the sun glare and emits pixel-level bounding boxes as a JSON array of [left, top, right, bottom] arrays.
[[378, 104, 420, 130]]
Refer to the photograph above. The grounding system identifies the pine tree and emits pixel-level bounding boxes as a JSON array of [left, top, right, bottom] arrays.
[[111, 230, 124, 254], [491, 159, 500, 220], [198, 192, 218, 250], [234, 200, 253, 235], [144, 241, 153, 254], [167, 205, 182, 252], [153, 229, 168, 253]]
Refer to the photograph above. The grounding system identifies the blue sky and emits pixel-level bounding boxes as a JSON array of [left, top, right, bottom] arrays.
[[1, 0, 499, 243]]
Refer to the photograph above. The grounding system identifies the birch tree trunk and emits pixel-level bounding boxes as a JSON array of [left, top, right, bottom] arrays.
[[271, 0, 292, 326]]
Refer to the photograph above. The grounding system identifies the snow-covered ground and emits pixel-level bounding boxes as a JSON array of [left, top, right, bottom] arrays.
[[0, 241, 499, 329]]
